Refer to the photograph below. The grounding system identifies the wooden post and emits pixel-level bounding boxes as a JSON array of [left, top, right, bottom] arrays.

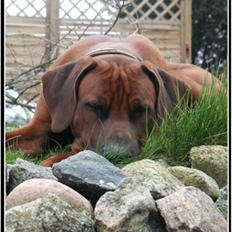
[[44, 0, 60, 61], [180, 0, 192, 63]]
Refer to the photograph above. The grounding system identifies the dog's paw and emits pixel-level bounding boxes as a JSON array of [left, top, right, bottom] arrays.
[[40, 151, 75, 167], [40, 158, 55, 167]]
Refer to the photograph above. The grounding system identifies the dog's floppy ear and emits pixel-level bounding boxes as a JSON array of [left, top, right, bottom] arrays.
[[42, 57, 97, 133], [142, 63, 190, 123]]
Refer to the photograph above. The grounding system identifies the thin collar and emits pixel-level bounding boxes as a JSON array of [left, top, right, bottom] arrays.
[[87, 48, 143, 62]]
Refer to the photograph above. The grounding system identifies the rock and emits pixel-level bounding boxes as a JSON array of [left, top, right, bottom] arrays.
[[156, 186, 227, 232], [190, 145, 227, 188], [8, 158, 57, 193], [6, 164, 13, 195], [95, 178, 166, 232], [52, 150, 125, 205], [168, 166, 220, 200], [122, 159, 184, 200], [6, 178, 93, 217], [6, 193, 95, 232], [156, 158, 170, 168], [215, 186, 228, 220]]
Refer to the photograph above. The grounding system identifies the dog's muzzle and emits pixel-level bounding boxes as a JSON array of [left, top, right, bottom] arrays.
[[100, 132, 140, 157]]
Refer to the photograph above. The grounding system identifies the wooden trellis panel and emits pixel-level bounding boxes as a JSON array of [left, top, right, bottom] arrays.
[[5, 0, 47, 17], [120, 0, 181, 22]]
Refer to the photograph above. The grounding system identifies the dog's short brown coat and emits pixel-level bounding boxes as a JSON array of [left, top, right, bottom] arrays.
[[6, 34, 220, 166]]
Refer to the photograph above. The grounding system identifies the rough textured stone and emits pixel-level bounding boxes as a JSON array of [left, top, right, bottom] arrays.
[[168, 166, 220, 200], [8, 158, 57, 193], [6, 178, 93, 217], [122, 159, 184, 200], [215, 186, 228, 220], [6, 164, 13, 195], [6, 193, 95, 232], [156, 186, 227, 232], [156, 159, 170, 168], [52, 150, 125, 205], [95, 178, 166, 232], [190, 145, 227, 188]]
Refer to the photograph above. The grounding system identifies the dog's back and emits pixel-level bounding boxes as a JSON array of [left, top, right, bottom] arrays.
[[51, 34, 166, 69]]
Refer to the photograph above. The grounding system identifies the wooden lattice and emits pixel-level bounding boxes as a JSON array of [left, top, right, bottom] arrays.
[[5, 0, 47, 17], [58, 0, 181, 22], [59, 0, 117, 21], [5, 0, 182, 21], [120, 0, 181, 21]]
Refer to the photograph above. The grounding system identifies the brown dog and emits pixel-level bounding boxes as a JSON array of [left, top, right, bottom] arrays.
[[6, 34, 219, 166]]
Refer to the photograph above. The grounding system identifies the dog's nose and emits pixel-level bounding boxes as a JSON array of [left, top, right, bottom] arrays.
[[101, 133, 140, 157]]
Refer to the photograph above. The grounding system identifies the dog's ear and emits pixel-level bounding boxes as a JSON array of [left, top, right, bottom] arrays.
[[142, 63, 190, 123], [42, 57, 97, 133]]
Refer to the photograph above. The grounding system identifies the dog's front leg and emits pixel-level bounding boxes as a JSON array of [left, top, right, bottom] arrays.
[[40, 138, 82, 166]]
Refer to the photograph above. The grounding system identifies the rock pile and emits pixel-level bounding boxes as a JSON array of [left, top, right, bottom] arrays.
[[6, 146, 228, 231]]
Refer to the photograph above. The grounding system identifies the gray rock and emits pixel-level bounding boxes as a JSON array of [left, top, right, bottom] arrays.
[[215, 186, 228, 220], [52, 150, 125, 205], [156, 186, 227, 232], [95, 177, 166, 232], [8, 158, 57, 193], [6, 178, 93, 218], [6, 164, 13, 195], [156, 158, 170, 168], [6, 193, 95, 232], [168, 166, 220, 200], [190, 145, 227, 188], [122, 159, 184, 200]]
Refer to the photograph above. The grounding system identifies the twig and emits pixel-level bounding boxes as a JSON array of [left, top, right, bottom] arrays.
[[26, 93, 40, 104], [6, 100, 36, 111], [104, 0, 126, 35], [6, 58, 55, 85], [14, 81, 41, 102]]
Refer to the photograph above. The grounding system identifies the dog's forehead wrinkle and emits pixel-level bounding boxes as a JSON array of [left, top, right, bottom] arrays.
[[129, 62, 141, 72], [80, 59, 155, 111]]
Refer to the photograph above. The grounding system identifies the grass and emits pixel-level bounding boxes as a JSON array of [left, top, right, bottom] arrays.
[[5, 135, 72, 165], [6, 145, 72, 165], [140, 80, 227, 166], [6, 74, 227, 167]]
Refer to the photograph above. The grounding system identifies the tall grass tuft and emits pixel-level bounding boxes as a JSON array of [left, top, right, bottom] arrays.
[[140, 78, 227, 166]]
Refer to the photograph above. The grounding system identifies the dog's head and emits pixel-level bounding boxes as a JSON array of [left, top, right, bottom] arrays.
[[42, 56, 189, 156]]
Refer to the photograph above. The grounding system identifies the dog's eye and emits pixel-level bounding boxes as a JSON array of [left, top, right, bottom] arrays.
[[85, 102, 107, 120], [130, 104, 145, 120], [130, 104, 152, 121], [134, 104, 145, 114]]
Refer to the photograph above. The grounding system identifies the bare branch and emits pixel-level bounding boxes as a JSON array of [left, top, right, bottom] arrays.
[[6, 100, 36, 112], [104, 0, 126, 35]]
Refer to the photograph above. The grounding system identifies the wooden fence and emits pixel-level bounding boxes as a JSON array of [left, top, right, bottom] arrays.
[[5, 0, 192, 102]]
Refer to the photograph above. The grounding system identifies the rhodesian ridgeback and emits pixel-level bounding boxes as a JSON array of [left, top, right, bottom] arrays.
[[6, 34, 219, 166]]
